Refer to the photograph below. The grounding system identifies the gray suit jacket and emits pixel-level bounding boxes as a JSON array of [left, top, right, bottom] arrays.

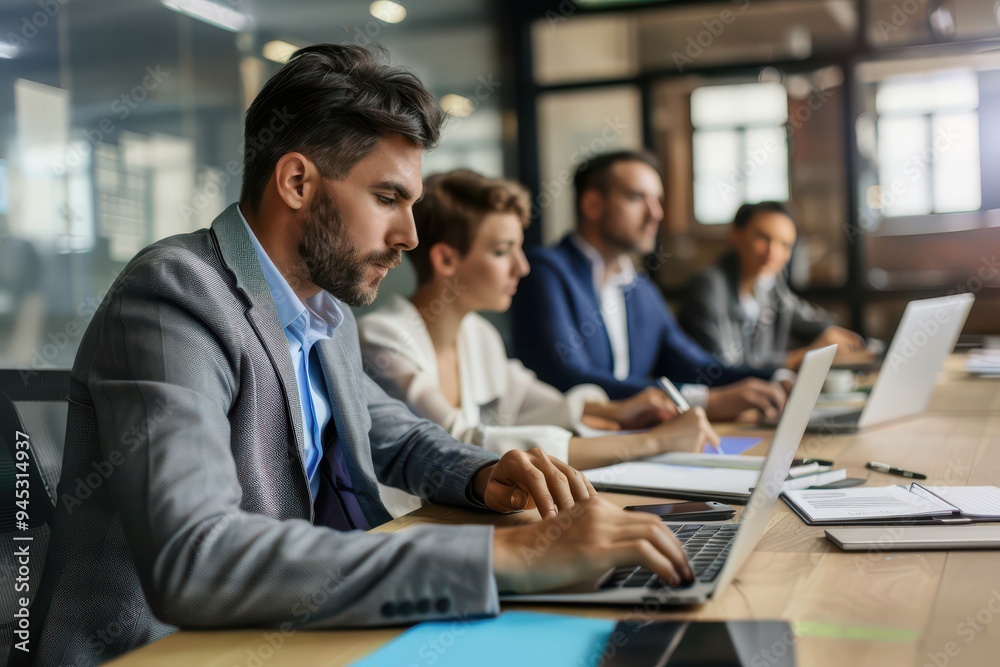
[[23, 204, 501, 666], [679, 253, 832, 370]]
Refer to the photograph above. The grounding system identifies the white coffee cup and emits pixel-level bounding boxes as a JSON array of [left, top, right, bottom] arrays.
[[823, 369, 856, 395]]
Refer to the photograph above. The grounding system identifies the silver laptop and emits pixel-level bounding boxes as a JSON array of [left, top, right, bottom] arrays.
[[805, 293, 974, 433], [502, 344, 837, 607]]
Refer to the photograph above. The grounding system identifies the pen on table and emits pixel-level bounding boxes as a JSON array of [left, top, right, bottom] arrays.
[[865, 461, 927, 480], [657, 376, 721, 454], [792, 458, 834, 467]]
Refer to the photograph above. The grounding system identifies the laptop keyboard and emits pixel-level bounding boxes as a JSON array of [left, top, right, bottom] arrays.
[[600, 524, 739, 591], [814, 409, 862, 425]]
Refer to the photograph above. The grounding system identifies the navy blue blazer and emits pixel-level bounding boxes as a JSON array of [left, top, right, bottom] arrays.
[[511, 236, 771, 400]]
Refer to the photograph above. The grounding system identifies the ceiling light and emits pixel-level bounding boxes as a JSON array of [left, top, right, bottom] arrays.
[[440, 94, 474, 117], [0, 41, 18, 59], [927, 0, 957, 40], [370, 1, 406, 24], [263, 40, 301, 64], [161, 0, 253, 32]]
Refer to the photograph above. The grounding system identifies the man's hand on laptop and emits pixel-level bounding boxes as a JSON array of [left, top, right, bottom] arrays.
[[472, 448, 596, 517], [706, 378, 787, 421], [491, 496, 694, 594]]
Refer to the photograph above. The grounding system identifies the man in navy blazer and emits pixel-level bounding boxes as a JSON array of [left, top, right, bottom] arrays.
[[512, 150, 790, 422]]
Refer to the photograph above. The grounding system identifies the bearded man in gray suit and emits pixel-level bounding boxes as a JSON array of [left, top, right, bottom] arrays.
[[21, 45, 692, 667]]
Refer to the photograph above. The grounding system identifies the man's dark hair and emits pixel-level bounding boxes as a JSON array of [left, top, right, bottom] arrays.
[[239, 44, 445, 212], [572, 149, 662, 219], [732, 201, 797, 229]]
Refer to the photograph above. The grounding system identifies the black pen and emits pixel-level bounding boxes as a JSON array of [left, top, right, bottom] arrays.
[[792, 458, 834, 467], [866, 461, 927, 480]]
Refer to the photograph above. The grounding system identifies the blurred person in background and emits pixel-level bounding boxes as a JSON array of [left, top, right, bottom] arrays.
[[679, 201, 866, 371], [511, 151, 791, 422]]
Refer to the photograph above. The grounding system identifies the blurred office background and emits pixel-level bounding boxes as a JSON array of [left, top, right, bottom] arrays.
[[0, 0, 997, 371]]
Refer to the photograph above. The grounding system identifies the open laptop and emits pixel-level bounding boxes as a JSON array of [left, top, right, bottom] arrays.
[[502, 344, 836, 607], [802, 293, 974, 433]]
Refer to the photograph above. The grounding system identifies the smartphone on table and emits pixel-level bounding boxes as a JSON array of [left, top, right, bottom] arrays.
[[623, 501, 736, 522]]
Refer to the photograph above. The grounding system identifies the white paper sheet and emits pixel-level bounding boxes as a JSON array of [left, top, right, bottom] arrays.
[[782, 486, 956, 523], [584, 462, 760, 497], [925, 486, 1000, 518]]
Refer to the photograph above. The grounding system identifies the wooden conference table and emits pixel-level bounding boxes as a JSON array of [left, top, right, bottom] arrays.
[[109, 355, 1000, 667]]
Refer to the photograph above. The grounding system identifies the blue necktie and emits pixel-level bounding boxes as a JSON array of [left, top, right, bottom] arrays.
[[314, 453, 360, 531]]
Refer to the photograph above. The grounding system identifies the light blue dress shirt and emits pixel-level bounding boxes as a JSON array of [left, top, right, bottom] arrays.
[[237, 206, 358, 512]]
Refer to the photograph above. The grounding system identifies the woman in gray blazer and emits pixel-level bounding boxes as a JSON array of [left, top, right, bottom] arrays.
[[679, 201, 864, 371]]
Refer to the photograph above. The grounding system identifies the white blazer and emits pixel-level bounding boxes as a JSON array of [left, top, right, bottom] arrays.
[[359, 295, 608, 516]]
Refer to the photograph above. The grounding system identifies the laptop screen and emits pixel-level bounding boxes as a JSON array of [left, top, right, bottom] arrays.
[[859, 293, 974, 428], [711, 344, 837, 597]]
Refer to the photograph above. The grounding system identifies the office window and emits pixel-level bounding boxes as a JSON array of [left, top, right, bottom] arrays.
[[537, 86, 643, 244], [871, 69, 981, 217], [532, 14, 638, 85], [691, 82, 790, 225]]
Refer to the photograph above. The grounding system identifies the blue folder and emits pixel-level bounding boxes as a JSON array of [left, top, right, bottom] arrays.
[[715, 436, 761, 455], [351, 611, 617, 667]]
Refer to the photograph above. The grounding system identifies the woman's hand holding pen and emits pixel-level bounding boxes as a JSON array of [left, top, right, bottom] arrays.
[[598, 387, 681, 430], [642, 407, 720, 455]]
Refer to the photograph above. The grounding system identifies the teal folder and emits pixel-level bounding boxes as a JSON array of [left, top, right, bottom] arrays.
[[351, 611, 616, 667]]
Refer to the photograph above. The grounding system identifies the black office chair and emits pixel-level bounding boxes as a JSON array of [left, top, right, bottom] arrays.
[[0, 369, 70, 660]]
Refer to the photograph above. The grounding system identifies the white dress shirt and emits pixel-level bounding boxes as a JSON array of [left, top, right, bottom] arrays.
[[568, 234, 637, 381], [568, 234, 716, 408], [358, 294, 609, 517]]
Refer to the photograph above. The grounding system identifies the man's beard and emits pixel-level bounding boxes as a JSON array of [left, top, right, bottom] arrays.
[[297, 186, 401, 307], [598, 217, 657, 255]]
